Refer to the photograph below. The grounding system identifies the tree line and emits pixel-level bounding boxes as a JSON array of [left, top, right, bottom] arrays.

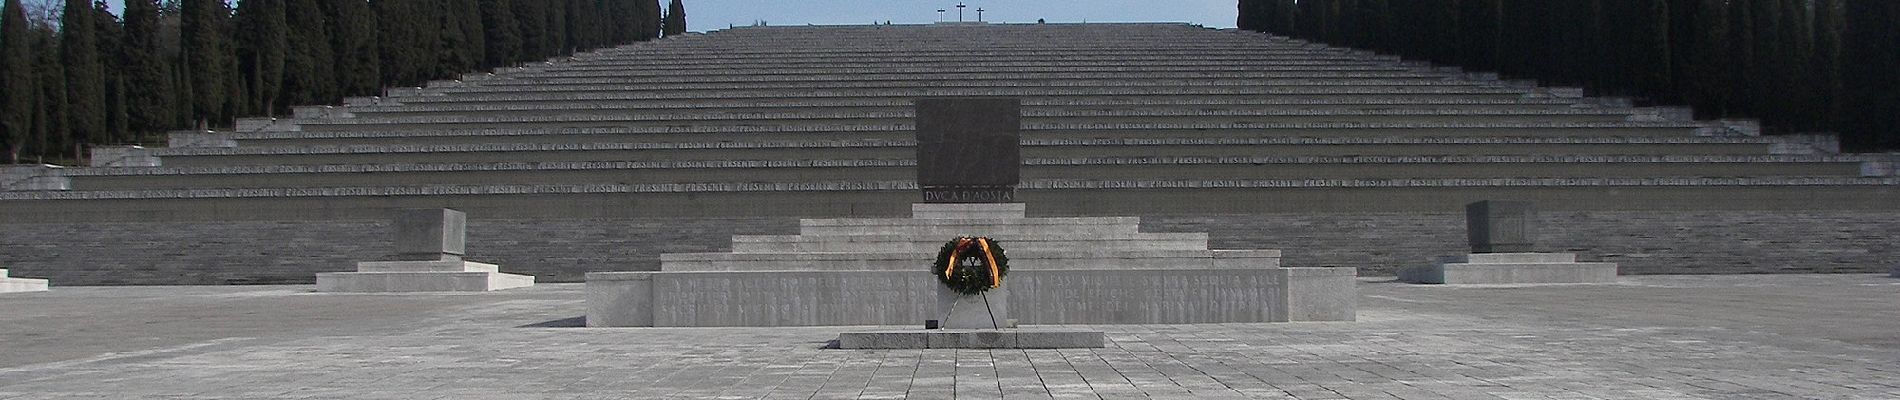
[[1, 0, 675, 164], [1239, 0, 1900, 151]]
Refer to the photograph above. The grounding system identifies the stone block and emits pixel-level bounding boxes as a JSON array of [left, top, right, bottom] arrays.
[[89, 146, 162, 167], [394, 209, 467, 261], [1401, 253, 1618, 284], [315, 271, 533, 292], [1277, 267, 1358, 322], [0, 165, 70, 191], [836, 330, 1104, 349], [355, 260, 498, 273], [585, 272, 654, 327], [1467, 200, 1535, 253], [1891, 265, 1898, 278], [0, 269, 51, 293]]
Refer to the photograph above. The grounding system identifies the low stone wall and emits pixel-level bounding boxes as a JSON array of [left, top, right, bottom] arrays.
[[1, 209, 1893, 285], [584, 267, 1353, 327]]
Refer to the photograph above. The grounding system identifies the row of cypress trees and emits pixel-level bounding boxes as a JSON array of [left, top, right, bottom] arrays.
[[1238, 0, 1900, 152], [0, 0, 674, 164]]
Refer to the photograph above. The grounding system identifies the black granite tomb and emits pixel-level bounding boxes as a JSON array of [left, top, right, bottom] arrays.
[[1467, 200, 1535, 253], [914, 98, 1022, 203]]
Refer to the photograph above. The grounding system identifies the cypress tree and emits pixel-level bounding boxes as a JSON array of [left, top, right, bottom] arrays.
[[1498, 0, 1551, 78], [1844, 0, 1900, 149], [121, 0, 173, 142], [31, 26, 65, 161], [565, 0, 592, 51], [639, 0, 660, 40], [664, 0, 684, 37], [480, 0, 520, 68], [92, 1, 128, 144], [1237, 0, 1265, 32], [182, 0, 234, 127], [376, 0, 439, 86], [1, 0, 32, 162], [61, 0, 104, 159], [323, 0, 378, 97], [509, 0, 548, 60], [1685, 0, 1732, 117], [234, 0, 287, 115], [454, 0, 485, 70], [281, 0, 334, 107], [1627, 0, 1673, 101], [1456, 0, 1501, 72], [543, 0, 566, 53], [1812, 0, 1846, 128]]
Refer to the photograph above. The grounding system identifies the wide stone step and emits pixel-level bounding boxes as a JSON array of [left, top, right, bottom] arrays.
[[342, 102, 1594, 118], [658, 249, 1283, 271], [55, 160, 1864, 190], [796, 216, 1145, 236], [726, 232, 1211, 253], [6, 179, 1898, 219], [152, 137, 1792, 167], [197, 123, 1721, 147], [489, 71, 1450, 84], [290, 113, 1644, 131], [432, 79, 1498, 95], [393, 87, 1540, 103], [503, 65, 1421, 78], [350, 96, 1581, 113]]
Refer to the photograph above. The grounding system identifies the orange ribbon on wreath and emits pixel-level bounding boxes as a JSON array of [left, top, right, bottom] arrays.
[[942, 237, 1003, 288]]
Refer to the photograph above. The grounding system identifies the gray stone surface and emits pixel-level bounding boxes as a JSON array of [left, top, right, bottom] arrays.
[[1399, 252, 1619, 284], [587, 267, 1353, 327], [836, 329, 1105, 349], [5, 210, 1900, 286], [2, 275, 1897, 398], [1467, 200, 1534, 253], [936, 286, 1008, 329]]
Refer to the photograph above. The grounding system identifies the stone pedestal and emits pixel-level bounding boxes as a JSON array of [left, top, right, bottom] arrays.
[[1405, 201, 1618, 285], [0, 269, 50, 293], [937, 286, 1008, 329], [585, 203, 1358, 327], [1401, 253, 1618, 284], [837, 329, 1104, 349], [318, 209, 533, 292]]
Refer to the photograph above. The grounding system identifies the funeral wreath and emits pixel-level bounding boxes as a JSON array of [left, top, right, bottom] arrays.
[[932, 236, 1009, 295]]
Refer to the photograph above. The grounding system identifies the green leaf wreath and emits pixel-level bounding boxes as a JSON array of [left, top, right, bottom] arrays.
[[932, 236, 1010, 295]]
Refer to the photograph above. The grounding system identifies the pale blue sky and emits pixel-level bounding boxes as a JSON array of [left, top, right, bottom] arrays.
[[98, 1, 1241, 32]]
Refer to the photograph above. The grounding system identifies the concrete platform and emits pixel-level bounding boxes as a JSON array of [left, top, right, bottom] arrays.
[[836, 329, 1106, 349], [0, 269, 49, 293], [316, 261, 535, 292], [3, 275, 1896, 398], [1399, 253, 1619, 284]]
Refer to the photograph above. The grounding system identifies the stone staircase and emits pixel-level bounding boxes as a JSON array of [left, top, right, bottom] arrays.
[[1, 22, 1894, 285]]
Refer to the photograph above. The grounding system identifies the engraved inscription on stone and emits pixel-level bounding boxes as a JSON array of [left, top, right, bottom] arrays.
[[915, 97, 1022, 203], [1467, 200, 1534, 253]]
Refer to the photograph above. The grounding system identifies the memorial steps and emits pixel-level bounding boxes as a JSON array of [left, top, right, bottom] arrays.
[[2, 23, 1895, 284]]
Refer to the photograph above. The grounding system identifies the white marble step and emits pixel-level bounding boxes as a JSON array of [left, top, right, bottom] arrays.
[[660, 249, 1282, 271], [728, 232, 1210, 253], [797, 217, 1143, 236]]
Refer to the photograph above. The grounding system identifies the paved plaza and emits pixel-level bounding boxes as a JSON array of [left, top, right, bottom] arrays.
[[2, 274, 1897, 399]]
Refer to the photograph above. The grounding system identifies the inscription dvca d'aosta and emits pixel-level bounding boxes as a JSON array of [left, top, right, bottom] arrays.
[[914, 97, 1022, 204]]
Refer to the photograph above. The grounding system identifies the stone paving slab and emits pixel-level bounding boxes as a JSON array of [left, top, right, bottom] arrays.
[[2, 275, 1897, 399]]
